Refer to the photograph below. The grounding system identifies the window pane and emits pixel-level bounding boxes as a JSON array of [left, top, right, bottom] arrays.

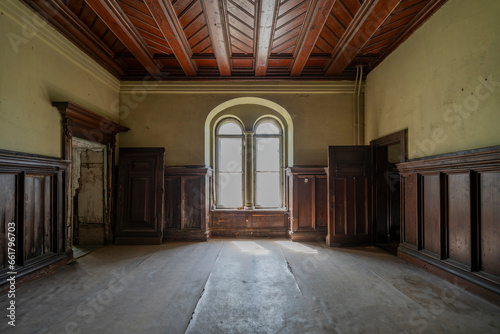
[[218, 122, 242, 135], [255, 172, 281, 207], [256, 138, 280, 171], [217, 172, 242, 208], [218, 138, 242, 172], [255, 121, 280, 135]]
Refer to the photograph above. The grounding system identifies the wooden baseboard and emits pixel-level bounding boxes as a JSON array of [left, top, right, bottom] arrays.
[[398, 247, 500, 306]]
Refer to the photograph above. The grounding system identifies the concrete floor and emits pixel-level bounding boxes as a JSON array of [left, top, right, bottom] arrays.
[[1, 239, 499, 333]]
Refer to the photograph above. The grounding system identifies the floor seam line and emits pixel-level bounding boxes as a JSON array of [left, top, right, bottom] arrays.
[[184, 241, 225, 334]]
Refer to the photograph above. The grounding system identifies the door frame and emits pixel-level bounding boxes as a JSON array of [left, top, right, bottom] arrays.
[[53, 102, 129, 254], [370, 129, 408, 246]]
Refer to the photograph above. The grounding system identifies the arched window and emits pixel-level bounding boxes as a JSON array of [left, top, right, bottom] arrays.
[[214, 116, 284, 209], [215, 119, 244, 208], [254, 119, 283, 208]]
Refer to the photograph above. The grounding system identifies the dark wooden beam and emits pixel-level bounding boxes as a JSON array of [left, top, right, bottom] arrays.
[[326, 0, 402, 76], [200, 0, 231, 76], [143, 0, 197, 76], [20, 0, 126, 78], [85, 0, 162, 77], [255, 0, 279, 76], [290, 0, 336, 76]]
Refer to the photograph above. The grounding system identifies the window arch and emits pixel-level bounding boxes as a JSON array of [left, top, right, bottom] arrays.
[[215, 118, 244, 208], [254, 118, 283, 208], [214, 116, 284, 209]]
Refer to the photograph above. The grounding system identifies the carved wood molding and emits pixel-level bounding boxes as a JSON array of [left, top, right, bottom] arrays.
[[53, 101, 129, 147], [397, 146, 500, 173]]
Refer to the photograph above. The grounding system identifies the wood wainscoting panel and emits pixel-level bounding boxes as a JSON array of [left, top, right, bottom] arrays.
[[287, 167, 327, 241], [447, 172, 472, 268], [397, 146, 500, 297], [422, 173, 441, 258], [0, 174, 17, 271], [164, 167, 212, 241], [0, 150, 69, 289], [210, 211, 287, 238], [402, 173, 419, 248], [479, 171, 500, 278]]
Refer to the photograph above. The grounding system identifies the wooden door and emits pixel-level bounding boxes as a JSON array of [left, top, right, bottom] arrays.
[[327, 146, 371, 246], [115, 148, 164, 244]]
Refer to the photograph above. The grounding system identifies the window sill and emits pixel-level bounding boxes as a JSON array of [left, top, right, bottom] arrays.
[[211, 208, 288, 213]]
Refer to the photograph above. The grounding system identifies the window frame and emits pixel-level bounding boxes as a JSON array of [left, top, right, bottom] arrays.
[[214, 118, 244, 209], [253, 118, 284, 209]]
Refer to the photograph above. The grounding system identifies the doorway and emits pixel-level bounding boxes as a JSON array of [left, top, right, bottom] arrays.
[[71, 138, 107, 255], [371, 130, 407, 255]]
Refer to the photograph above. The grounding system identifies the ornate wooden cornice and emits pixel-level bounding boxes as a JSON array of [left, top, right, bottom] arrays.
[[52, 101, 129, 146]]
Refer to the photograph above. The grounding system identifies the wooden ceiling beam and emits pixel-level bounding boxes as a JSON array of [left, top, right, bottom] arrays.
[[143, 0, 197, 76], [85, 0, 162, 77], [20, 0, 126, 78], [255, 0, 279, 76], [200, 0, 231, 76], [290, 0, 337, 76], [326, 0, 402, 76]]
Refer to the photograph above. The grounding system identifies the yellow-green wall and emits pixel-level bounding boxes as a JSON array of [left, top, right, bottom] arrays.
[[0, 0, 120, 158], [118, 86, 357, 166], [365, 0, 500, 159]]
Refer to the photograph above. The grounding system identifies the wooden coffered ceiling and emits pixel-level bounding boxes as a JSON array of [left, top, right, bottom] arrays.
[[22, 0, 448, 80]]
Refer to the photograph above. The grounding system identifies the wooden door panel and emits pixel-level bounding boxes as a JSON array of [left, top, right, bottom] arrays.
[[116, 148, 164, 244], [127, 177, 152, 230], [327, 146, 371, 246]]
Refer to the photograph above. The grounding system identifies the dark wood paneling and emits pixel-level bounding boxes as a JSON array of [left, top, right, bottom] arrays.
[[403, 173, 419, 248], [315, 176, 328, 228], [164, 176, 182, 229], [297, 176, 313, 228], [0, 174, 16, 270], [447, 172, 471, 267], [479, 171, 500, 278], [286, 167, 327, 241], [327, 146, 371, 246], [210, 210, 287, 238], [163, 167, 212, 240], [116, 148, 164, 244], [422, 173, 441, 257], [0, 150, 69, 288], [398, 146, 500, 296]]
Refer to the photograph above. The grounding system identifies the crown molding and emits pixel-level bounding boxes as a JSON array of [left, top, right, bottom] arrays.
[[0, 0, 119, 92], [120, 80, 365, 94]]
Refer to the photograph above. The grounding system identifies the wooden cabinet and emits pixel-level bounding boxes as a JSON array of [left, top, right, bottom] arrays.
[[115, 148, 165, 244], [164, 167, 212, 241], [286, 167, 327, 241]]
